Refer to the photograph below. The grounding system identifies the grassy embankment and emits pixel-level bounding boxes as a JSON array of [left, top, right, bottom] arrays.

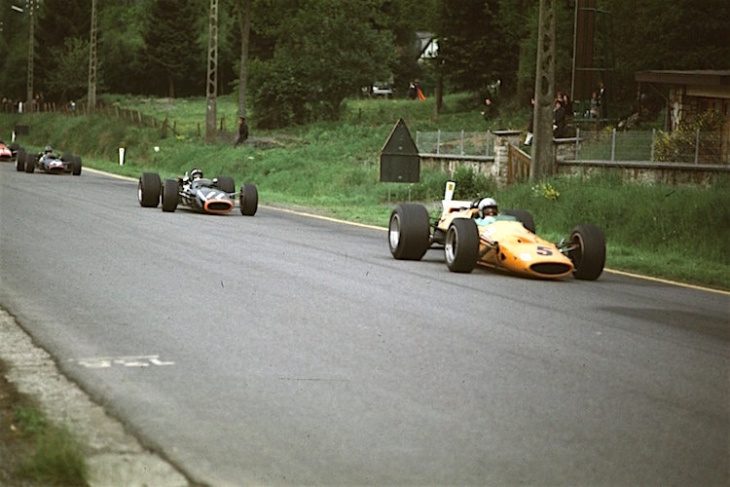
[[2, 93, 728, 291], [0, 359, 87, 485]]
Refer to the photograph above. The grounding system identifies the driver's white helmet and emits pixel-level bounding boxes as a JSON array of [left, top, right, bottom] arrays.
[[478, 197, 499, 217], [190, 168, 203, 180]]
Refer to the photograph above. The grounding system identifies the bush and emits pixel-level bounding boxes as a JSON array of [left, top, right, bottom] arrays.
[[654, 109, 725, 163]]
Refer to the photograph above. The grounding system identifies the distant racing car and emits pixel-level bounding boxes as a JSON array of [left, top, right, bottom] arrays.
[[137, 168, 258, 216], [0, 141, 21, 162], [388, 182, 606, 280], [17, 146, 82, 175]]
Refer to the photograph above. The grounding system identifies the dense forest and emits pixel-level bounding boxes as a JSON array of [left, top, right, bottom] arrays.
[[0, 0, 728, 127]]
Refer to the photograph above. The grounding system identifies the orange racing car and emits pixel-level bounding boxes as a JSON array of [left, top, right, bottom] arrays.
[[388, 182, 606, 280]]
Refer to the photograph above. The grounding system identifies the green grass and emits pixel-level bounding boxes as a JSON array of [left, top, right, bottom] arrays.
[[2, 93, 728, 291], [13, 405, 87, 485]]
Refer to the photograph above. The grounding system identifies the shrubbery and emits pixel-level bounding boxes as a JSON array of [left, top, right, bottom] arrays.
[[654, 109, 725, 163]]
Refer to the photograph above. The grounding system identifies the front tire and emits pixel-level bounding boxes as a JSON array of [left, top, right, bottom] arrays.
[[161, 179, 179, 212], [388, 203, 431, 260], [239, 183, 258, 216], [569, 224, 606, 280], [15, 149, 26, 172], [445, 218, 479, 273], [138, 172, 161, 207]]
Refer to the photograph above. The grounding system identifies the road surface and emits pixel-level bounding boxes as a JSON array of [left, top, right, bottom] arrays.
[[1, 165, 727, 485]]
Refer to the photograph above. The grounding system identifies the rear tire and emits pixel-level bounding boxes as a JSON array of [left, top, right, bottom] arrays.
[[138, 173, 161, 207], [24, 155, 35, 173], [161, 179, 179, 212], [502, 209, 536, 234], [72, 155, 82, 176], [569, 224, 606, 280], [216, 176, 235, 194], [445, 218, 479, 273], [239, 183, 258, 216], [388, 203, 431, 260]]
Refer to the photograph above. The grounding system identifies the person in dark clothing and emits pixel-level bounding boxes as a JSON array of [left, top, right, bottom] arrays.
[[234, 116, 249, 147], [553, 99, 566, 138], [599, 81, 608, 120], [524, 96, 535, 146], [480, 98, 496, 123]]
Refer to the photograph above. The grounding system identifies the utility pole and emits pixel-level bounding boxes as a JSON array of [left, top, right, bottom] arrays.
[[26, 0, 34, 110], [236, 0, 252, 118], [205, 0, 218, 143], [529, 0, 557, 181], [87, 0, 98, 113]]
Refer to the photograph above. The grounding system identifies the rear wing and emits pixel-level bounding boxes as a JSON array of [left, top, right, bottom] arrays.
[[441, 180, 472, 212]]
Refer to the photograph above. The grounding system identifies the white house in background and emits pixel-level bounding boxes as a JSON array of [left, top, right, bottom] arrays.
[[415, 32, 437, 61], [635, 69, 730, 162]]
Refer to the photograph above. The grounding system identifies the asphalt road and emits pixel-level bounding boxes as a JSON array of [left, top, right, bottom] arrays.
[[1, 164, 728, 486]]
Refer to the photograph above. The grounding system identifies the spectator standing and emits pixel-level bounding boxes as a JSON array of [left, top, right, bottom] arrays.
[[480, 98, 496, 123], [599, 81, 608, 121], [524, 96, 535, 146], [589, 91, 600, 118], [407, 81, 417, 100], [412, 79, 425, 101], [561, 93, 573, 121], [234, 116, 249, 147], [553, 99, 566, 138]]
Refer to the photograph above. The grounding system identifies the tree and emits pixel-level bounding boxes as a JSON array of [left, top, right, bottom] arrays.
[[34, 0, 91, 101], [96, 0, 150, 96], [46, 37, 91, 102], [250, 0, 396, 128], [0, 5, 30, 102], [435, 0, 510, 95], [370, 0, 438, 95], [143, 0, 206, 97]]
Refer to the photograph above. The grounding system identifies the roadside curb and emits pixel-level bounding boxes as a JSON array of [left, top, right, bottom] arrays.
[[0, 307, 190, 487]]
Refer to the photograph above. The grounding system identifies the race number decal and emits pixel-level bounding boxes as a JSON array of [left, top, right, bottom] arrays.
[[536, 246, 553, 256]]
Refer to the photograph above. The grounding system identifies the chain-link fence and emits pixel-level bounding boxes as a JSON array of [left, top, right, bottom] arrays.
[[572, 128, 728, 164], [415, 131, 495, 157], [416, 128, 728, 164]]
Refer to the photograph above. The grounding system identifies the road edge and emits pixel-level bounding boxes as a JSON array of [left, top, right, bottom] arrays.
[[0, 306, 190, 487]]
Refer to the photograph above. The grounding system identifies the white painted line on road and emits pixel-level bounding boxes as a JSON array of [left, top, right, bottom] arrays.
[[69, 355, 175, 368]]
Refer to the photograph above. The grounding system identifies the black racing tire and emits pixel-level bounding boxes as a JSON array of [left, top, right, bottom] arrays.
[[24, 155, 35, 173], [239, 183, 258, 216], [138, 172, 161, 207], [161, 179, 179, 212], [72, 155, 82, 176], [569, 224, 606, 280], [15, 149, 25, 172], [388, 203, 431, 260], [502, 209, 536, 234], [445, 218, 479, 273], [216, 176, 235, 194], [61, 153, 73, 162]]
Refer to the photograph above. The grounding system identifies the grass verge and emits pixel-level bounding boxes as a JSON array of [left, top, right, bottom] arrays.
[[0, 360, 88, 486]]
